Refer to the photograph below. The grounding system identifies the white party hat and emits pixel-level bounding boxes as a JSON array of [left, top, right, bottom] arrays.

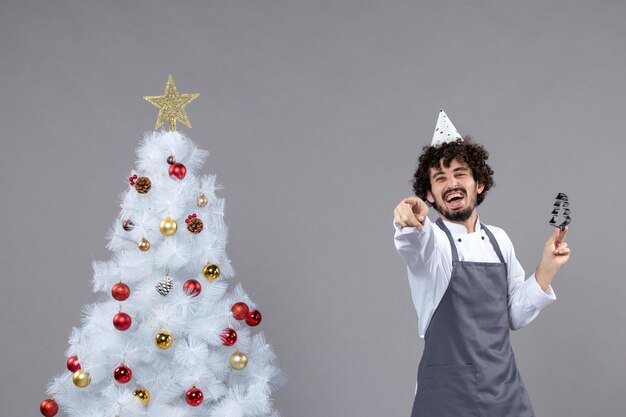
[[431, 109, 462, 146]]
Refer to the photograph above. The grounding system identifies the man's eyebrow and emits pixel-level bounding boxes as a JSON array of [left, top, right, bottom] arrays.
[[431, 169, 444, 178], [453, 166, 469, 172]]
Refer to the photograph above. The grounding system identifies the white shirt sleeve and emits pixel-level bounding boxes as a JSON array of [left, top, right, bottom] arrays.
[[501, 231, 557, 330], [393, 217, 452, 338]]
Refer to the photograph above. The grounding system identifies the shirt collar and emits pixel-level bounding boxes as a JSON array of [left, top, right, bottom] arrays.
[[441, 215, 483, 235]]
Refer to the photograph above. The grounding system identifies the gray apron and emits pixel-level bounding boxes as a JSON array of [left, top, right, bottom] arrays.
[[410, 219, 535, 417]]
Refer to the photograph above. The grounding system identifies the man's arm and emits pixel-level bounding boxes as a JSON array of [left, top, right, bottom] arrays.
[[394, 197, 452, 338], [535, 227, 570, 291], [393, 196, 436, 268], [506, 227, 569, 330]]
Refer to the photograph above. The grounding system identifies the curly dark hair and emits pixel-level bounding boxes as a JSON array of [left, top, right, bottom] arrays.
[[412, 137, 495, 206]]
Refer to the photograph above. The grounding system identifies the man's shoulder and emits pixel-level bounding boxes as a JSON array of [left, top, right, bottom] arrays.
[[480, 223, 512, 243]]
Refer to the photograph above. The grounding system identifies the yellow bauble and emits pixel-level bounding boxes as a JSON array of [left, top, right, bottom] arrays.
[[229, 351, 248, 370], [133, 388, 151, 406], [138, 238, 151, 251], [159, 217, 178, 236], [197, 192, 208, 207], [155, 330, 173, 349], [202, 262, 220, 282], [72, 369, 91, 388]]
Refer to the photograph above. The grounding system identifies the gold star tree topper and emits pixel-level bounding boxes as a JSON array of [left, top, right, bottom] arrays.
[[143, 74, 200, 131]]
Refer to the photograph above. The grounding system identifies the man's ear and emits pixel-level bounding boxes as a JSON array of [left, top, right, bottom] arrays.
[[426, 190, 435, 204], [477, 182, 485, 194]]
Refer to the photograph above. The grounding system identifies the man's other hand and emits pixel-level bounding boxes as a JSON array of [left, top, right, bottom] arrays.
[[535, 226, 570, 291]]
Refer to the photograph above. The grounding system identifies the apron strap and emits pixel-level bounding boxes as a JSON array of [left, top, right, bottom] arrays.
[[480, 224, 506, 264], [435, 218, 460, 262], [435, 218, 506, 264]]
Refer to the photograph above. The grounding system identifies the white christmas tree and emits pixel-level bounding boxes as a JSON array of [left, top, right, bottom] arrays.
[[40, 75, 284, 417]]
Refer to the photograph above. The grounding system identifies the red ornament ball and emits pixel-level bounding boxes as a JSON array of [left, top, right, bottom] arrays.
[[220, 328, 238, 346], [169, 163, 187, 180], [40, 399, 58, 417], [66, 355, 81, 372], [111, 282, 130, 301], [246, 310, 262, 326], [183, 279, 202, 297], [231, 302, 249, 320], [113, 312, 132, 331], [185, 387, 204, 406], [114, 364, 132, 384]]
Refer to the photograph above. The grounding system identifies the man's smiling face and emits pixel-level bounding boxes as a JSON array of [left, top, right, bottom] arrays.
[[426, 158, 484, 222]]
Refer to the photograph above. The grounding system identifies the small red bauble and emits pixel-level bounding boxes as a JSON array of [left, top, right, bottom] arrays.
[[245, 310, 262, 326], [183, 279, 202, 297], [220, 328, 238, 346], [169, 163, 187, 180], [113, 312, 132, 331], [231, 302, 249, 320], [67, 355, 81, 372], [111, 282, 130, 301], [40, 399, 58, 417], [114, 364, 132, 384], [185, 387, 204, 406]]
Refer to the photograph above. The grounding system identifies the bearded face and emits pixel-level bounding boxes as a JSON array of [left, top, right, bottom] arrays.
[[426, 158, 484, 222]]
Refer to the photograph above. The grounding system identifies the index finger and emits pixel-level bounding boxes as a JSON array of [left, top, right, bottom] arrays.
[[556, 226, 568, 245]]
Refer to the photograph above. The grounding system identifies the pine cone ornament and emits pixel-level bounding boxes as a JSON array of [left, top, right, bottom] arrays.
[[155, 276, 174, 296], [122, 219, 134, 231], [186, 214, 203, 234], [134, 177, 152, 194]]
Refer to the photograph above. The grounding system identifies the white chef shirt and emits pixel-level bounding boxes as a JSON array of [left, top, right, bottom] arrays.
[[394, 215, 556, 338]]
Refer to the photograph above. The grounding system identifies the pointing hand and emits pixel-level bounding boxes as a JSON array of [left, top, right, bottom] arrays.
[[394, 196, 429, 230]]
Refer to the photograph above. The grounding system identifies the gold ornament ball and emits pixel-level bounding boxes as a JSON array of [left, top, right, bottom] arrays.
[[159, 217, 178, 236], [197, 193, 208, 208], [229, 351, 248, 370], [138, 238, 151, 251], [202, 263, 221, 282], [72, 369, 91, 388], [133, 388, 151, 406], [155, 330, 173, 349]]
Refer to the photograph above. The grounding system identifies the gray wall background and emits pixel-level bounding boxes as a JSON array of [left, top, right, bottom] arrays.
[[1, 0, 625, 416]]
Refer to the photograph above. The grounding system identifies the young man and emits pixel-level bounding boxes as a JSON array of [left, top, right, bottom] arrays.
[[393, 110, 570, 417]]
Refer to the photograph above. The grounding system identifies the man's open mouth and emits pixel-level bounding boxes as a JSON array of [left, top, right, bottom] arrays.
[[444, 191, 465, 209]]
